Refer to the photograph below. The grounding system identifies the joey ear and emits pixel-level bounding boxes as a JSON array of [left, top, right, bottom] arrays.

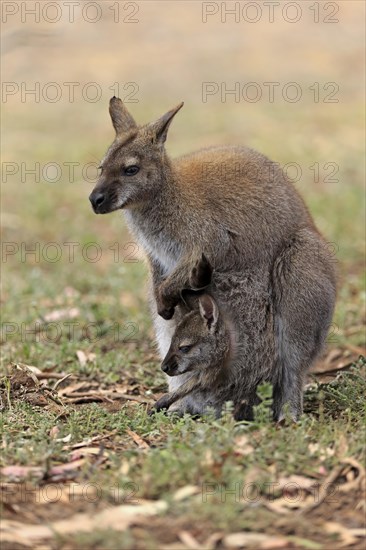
[[199, 295, 219, 332], [109, 96, 137, 135], [149, 102, 184, 146]]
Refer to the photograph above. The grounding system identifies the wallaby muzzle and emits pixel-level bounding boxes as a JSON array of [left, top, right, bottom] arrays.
[[89, 190, 106, 213]]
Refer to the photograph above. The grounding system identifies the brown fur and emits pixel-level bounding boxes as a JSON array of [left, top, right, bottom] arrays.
[[89, 99, 337, 419]]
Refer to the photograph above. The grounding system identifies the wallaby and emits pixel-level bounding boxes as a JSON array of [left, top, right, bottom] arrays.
[[154, 255, 275, 420], [154, 292, 238, 418], [89, 98, 336, 418]]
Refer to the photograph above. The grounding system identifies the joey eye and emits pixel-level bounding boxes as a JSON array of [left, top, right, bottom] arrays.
[[124, 165, 139, 176], [179, 345, 192, 354]]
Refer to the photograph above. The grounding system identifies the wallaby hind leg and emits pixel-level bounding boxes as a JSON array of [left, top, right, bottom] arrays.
[[234, 393, 261, 421], [272, 369, 305, 421], [272, 228, 336, 421]]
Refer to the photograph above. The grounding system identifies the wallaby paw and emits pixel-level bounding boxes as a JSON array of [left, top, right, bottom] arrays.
[[157, 306, 175, 320], [156, 285, 178, 319], [154, 394, 172, 412], [190, 254, 213, 289], [274, 415, 299, 427]]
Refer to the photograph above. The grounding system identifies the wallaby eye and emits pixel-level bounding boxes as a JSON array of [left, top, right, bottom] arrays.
[[179, 345, 192, 354], [124, 165, 139, 176]]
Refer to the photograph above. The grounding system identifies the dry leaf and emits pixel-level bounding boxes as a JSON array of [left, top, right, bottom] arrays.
[[49, 426, 60, 439], [324, 522, 358, 547], [301, 458, 366, 514], [203, 532, 224, 550], [64, 286, 78, 298], [0, 501, 168, 543], [261, 539, 290, 549], [44, 308, 79, 322], [75, 350, 96, 367], [55, 433, 72, 443], [337, 458, 366, 493], [0, 465, 44, 481], [58, 500, 166, 532], [160, 545, 187, 550], [233, 435, 254, 456], [0, 530, 35, 548], [119, 460, 130, 476], [25, 365, 43, 376], [23, 483, 95, 505], [276, 475, 318, 491], [0, 521, 52, 543], [178, 530, 202, 549], [201, 449, 214, 467], [70, 446, 108, 460], [173, 485, 200, 501], [348, 528, 366, 537], [62, 430, 118, 450], [264, 501, 291, 515], [76, 350, 87, 367], [8, 363, 39, 388], [276, 496, 313, 511], [223, 532, 287, 548], [48, 458, 87, 476]]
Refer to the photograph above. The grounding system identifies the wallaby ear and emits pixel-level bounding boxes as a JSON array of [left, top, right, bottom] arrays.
[[199, 295, 219, 332], [149, 102, 184, 146], [109, 96, 137, 135]]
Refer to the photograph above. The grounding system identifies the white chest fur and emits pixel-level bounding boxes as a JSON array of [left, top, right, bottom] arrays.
[[123, 211, 180, 276]]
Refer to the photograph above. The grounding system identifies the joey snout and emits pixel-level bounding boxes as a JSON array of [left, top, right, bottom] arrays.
[[161, 355, 179, 376]]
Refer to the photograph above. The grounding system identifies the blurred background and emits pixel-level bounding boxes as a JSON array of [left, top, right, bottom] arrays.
[[1, 0, 365, 371]]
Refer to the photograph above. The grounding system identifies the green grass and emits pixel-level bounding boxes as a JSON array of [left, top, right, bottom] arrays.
[[2, 364, 365, 477], [1, 363, 365, 547]]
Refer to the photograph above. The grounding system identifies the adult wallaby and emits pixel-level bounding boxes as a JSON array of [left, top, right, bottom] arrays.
[[154, 256, 273, 420], [89, 98, 336, 417]]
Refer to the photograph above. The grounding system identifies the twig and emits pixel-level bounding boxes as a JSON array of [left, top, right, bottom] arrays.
[[126, 429, 150, 449], [36, 372, 75, 381], [301, 458, 365, 514], [53, 373, 74, 390]]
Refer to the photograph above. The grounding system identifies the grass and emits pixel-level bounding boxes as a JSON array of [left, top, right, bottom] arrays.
[[2, 370, 365, 548], [2, 366, 365, 475], [1, 364, 365, 547]]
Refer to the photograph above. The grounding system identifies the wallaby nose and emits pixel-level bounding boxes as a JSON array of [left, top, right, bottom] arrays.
[[89, 191, 105, 212], [161, 362, 170, 374]]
